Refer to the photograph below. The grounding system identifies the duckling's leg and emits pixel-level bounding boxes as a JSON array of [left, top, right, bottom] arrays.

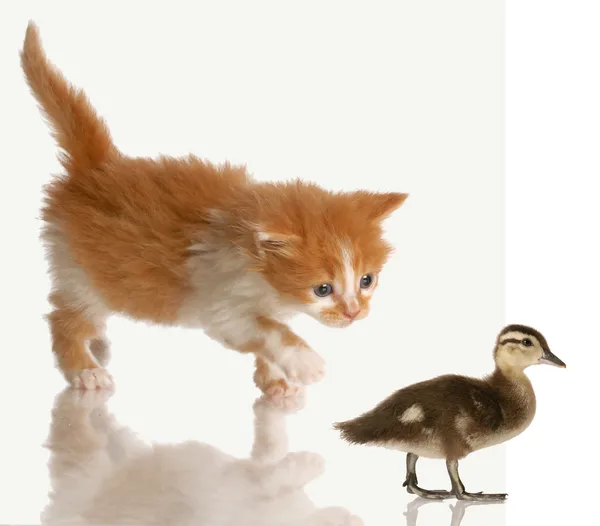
[[446, 459, 507, 501], [402, 453, 452, 500]]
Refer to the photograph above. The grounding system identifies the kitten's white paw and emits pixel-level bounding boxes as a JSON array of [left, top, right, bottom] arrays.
[[311, 507, 364, 526], [254, 389, 305, 414], [70, 368, 114, 390], [267, 383, 306, 412], [280, 348, 325, 385]]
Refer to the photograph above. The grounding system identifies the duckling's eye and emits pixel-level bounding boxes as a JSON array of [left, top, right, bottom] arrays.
[[314, 284, 333, 297], [522, 338, 533, 347], [360, 274, 374, 289]]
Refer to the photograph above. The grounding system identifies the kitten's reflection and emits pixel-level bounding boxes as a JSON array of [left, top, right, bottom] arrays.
[[404, 497, 504, 526], [42, 389, 363, 526]]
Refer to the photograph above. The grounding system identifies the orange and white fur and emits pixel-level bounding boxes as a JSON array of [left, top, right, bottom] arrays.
[[20, 22, 407, 397], [43, 389, 364, 526]]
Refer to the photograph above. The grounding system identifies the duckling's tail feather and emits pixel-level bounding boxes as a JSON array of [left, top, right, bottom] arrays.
[[333, 417, 380, 445], [333, 420, 360, 444]]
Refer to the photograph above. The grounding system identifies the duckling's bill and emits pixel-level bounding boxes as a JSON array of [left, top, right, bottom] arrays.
[[539, 348, 566, 368]]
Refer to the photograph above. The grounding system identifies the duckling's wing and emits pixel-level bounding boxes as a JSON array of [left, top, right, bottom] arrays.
[[459, 378, 504, 432], [333, 379, 438, 444]]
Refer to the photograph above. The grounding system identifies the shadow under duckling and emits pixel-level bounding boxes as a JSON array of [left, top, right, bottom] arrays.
[[334, 324, 566, 501]]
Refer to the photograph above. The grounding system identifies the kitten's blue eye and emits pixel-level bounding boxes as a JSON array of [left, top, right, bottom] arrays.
[[360, 274, 374, 289], [314, 284, 333, 297]]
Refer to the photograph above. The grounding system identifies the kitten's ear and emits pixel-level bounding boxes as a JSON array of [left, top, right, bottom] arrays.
[[255, 230, 300, 258], [356, 191, 409, 222]]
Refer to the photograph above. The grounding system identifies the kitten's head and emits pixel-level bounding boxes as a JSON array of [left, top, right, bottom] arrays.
[[249, 182, 408, 328]]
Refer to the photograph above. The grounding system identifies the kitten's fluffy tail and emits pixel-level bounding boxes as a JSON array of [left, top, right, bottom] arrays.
[[20, 21, 116, 172]]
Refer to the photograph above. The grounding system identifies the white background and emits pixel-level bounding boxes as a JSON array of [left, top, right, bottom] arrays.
[[0, 1, 596, 525], [506, 0, 600, 524]]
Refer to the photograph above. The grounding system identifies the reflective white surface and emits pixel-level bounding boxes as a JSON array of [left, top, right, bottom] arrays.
[[1, 330, 507, 526], [1, 388, 508, 526], [41, 389, 364, 526]]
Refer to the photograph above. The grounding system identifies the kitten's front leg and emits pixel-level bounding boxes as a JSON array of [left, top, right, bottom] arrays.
[[238, 317, 325, 399], [256, 316, 326, 385], [220, 315, 324, 398], [253, 356, 304, 404]]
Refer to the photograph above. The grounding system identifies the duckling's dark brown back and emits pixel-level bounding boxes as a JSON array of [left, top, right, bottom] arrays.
[[334, 374, 504, 447]]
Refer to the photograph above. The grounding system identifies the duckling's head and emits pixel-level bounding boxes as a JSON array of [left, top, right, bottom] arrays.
[[494, 324, 566, 372]]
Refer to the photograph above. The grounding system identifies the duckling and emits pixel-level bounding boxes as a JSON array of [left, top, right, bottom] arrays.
[[334, 324, 566, 501]]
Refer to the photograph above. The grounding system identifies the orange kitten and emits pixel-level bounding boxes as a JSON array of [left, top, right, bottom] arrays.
[[20, 22, 408, 399]]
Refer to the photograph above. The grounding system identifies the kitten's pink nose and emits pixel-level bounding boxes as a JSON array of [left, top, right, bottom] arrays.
[[343, 308, 361, 320]]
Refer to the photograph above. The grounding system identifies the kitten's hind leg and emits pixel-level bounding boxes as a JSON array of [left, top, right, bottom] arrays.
[[89, 332, 111, 367], [48, 292, 113, 390]]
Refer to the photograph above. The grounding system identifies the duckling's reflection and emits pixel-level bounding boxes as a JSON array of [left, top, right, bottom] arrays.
[[403, 497, 504, 526], [42, 389, 363, 526]]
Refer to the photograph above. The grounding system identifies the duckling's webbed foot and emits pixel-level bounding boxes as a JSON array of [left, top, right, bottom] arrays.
[[403, 453, 452, 500], [406, 483, 453, 500], [446, 459, 507, 502]]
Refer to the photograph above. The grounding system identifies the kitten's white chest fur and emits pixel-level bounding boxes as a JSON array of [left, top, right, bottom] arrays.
[[178, 241, 293, 347]]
